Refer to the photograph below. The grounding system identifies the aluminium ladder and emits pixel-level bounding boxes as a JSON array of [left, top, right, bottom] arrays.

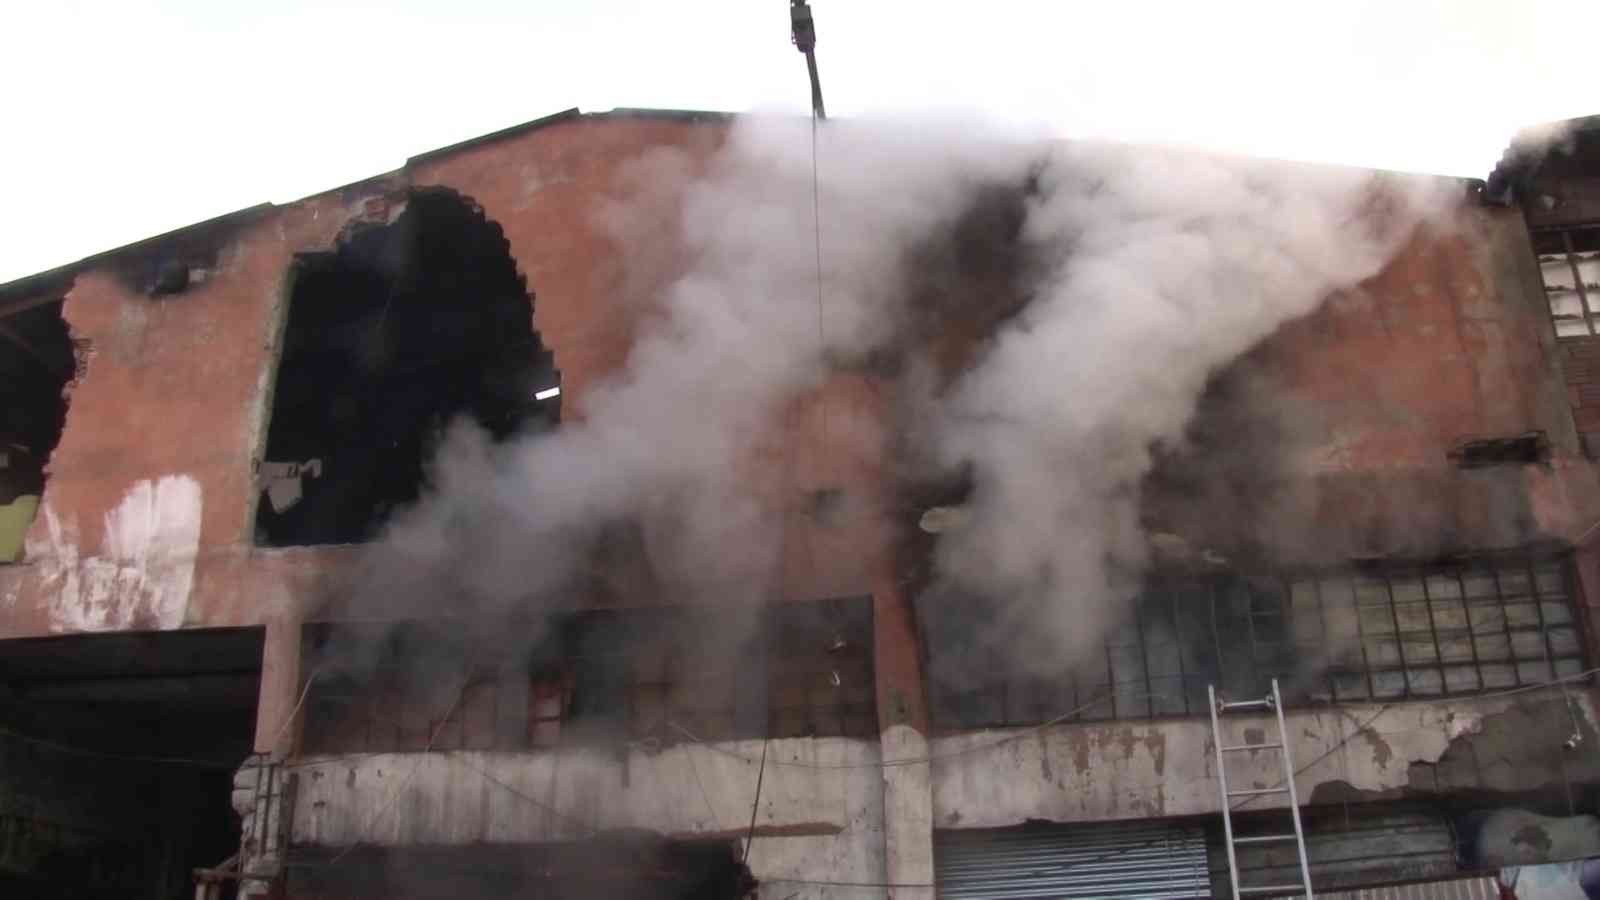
[[1208, 679, 1315, 899]]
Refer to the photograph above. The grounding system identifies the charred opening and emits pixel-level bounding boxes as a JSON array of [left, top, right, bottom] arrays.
[[0, 297, 75, 563], [256, 188, 558, 547]]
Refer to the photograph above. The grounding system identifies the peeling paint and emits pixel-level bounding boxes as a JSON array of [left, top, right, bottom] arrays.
[[28, 475, 202, 632]]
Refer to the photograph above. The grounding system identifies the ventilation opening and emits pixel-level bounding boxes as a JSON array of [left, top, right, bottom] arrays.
[[0, 297, 75, 563], [0, 628, 262, 899], [256, 188, 558, 547], [1448, 431, 1550, 468]]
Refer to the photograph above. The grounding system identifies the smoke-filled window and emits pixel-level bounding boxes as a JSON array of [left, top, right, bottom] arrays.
[[255, 188, 559, 547], [298, 597, 876, 754], [0, 297, 74, 564], [924, 553, 1585, 730], [1535, 225, 1600, 338]]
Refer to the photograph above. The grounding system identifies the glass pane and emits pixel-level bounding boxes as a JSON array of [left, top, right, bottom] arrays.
[[1577, 255, 1600, 298], [1548, 626, 1582, 658], [1542, 257, 1578, 291], [1555, 318, 1590, 337], [1461, 571, 1499, 602], [1505, 603, 1542, 628], [1444, 665, 1483, 693], [1372, 670, 1407, 698], [1403, 634, 1441, 665], [1511, 629, 1549, 660], [1332, 671, 1369, 701], [1408, 669, 1444, 696], [1366, 636, 1403, 667], [1535, 563, 1570, 598], [1475, 633, 1513, 663], [1480, 663, 1518, 689], [1498, 568, 1533, 600], [1390, 577, 1427, 604], [1517, 661, 1550, 684]]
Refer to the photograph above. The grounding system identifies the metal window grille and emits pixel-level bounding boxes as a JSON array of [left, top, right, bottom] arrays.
[[1534, 225, 1600, 338], [927, 553, 1588, 731]]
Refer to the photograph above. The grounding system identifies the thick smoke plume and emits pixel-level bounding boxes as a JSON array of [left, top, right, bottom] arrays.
[[340, 115, 1450, 689], [925, 144, 1451, 670]]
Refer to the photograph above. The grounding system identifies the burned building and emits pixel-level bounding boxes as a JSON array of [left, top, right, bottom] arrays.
[[4, 108, 1600, 899]]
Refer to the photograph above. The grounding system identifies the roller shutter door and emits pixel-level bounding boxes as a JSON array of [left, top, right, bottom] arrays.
[[936, 820, 1211, 899]]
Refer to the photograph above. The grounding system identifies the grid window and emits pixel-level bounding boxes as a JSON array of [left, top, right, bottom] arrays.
[[1533, 226, 1600, 338], [926, 554, 1587, 731]]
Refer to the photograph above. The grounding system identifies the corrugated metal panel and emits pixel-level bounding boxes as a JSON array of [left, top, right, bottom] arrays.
[[1221, 806, 1460, 894], [936, 821, 1210, 899], [1318, 876, 1500, 900]]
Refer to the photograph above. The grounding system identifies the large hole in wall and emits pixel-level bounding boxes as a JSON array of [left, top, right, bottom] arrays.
[[256, 188, 558, 547], [0, 297, 75, 563], [0, 628, 262, 899]]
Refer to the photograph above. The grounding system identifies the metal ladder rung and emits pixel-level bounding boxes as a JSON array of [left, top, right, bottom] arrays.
[[1227, 787, 1289, 797], [1233, 833, 1298, 845], [1210, 679, 1314, 900]]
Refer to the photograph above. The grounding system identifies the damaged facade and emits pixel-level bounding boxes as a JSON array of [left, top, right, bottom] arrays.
[[4, 108, 1600, 899]]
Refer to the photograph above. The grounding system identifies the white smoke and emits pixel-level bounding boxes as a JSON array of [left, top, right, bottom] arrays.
[[353, 116, 1035, 626], [927, 143, 1452, 668], [351, 115, 1452, 686]]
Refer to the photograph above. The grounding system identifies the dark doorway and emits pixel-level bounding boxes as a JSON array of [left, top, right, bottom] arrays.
[[0, 627, 263, 899], [255, 188, 559, 547]]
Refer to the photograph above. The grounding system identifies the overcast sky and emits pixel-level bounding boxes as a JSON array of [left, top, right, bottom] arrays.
[[4, 0, 1597, 285]]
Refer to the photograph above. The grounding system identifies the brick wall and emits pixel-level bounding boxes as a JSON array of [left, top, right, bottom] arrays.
[[1562, 338, 1600, 456]]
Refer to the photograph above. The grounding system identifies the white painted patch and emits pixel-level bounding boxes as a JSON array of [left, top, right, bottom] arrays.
[[29, 475, 203, 632]]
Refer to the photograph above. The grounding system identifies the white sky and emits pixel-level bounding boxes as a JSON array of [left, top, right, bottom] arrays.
[[4, 0, 1597, 285]]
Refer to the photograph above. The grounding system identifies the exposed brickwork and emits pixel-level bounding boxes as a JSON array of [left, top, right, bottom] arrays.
[[1562, 338, 1600, 456]]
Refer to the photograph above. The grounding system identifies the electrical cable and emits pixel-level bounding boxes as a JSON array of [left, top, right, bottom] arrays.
[[680, 739, 724, 832], [742, 735, 770, 866]]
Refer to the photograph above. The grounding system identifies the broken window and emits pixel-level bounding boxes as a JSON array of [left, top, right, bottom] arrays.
[[0, 294, 75, 563], [255, 188, 558, 546], [925, 553, 1586, 730], [298, 597, 877, 754], [1533, 225, 1600, 338]]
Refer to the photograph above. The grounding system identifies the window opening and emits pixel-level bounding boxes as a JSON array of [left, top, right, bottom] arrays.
[[1533, 225, 1600, 338], [0, 297, 74, 563], [255, 188, 557, 546], [926, 552, 1587, 731], [299, 597, 876, 754]]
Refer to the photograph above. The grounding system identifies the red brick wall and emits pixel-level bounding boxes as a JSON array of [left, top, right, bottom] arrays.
[[3, 115, 1598, 641], [1562, 338, 1600, 456]]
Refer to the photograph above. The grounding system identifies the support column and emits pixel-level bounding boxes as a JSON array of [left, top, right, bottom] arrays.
[[254, 615, 304, 757], [238, 614, 303, 898], [873, 561, 934, 899]]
